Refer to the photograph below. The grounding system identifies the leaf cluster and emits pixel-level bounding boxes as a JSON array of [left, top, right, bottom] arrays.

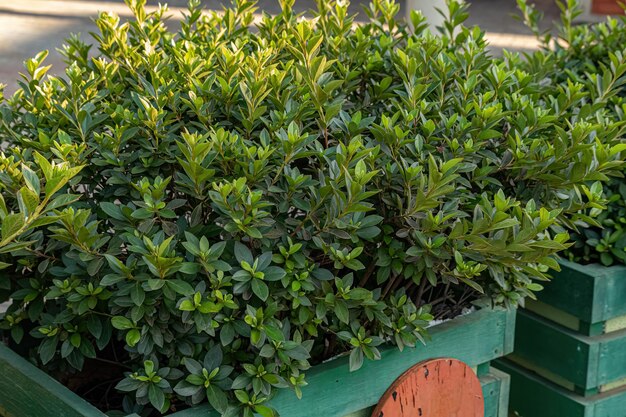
[[0, 0, 625, 415], [513, 0, 626, 266]]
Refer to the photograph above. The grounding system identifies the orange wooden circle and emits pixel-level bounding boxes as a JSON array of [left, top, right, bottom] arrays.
[[371, 358, 484, 417], [592, 0, 626, 15]]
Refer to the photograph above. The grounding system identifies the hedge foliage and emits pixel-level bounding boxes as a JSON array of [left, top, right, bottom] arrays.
[[514, 0, 626, 266], [0, 0, 625, 415]]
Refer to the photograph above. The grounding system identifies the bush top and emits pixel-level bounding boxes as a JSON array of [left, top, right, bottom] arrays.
[[515, 0, 626, 266], [0, 0, 625, 415]]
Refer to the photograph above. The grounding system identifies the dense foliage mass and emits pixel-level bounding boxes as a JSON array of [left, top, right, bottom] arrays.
[[513, 0, 626, 266], [0, 0, 625, 415]]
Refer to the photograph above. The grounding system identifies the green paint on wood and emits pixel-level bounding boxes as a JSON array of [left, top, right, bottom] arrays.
[[513, 310, 594, 388], [496, 360, 586, 417], [477, 361, 491, 377], [0, 307, 514, 417], [507, 354, 576, 392], [512, 310, 626, 391], [482, 367, 510, 417], [598, 329, 626, 389], [538, 260, 626, 326], [170, 307, 515, 417], [496, 359, 626, 417], [525, 298, 581, 332], [0, 342, 108, 417]]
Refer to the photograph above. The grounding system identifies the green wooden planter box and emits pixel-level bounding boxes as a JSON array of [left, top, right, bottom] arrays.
[[0, 307, 514, 417], [508, 310, 626, 395], [525, 260, 626, 336], [500, 260, 626, 416], [496, 360, 626, 417]]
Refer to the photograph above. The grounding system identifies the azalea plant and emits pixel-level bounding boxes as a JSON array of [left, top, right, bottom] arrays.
[[0, 0, 624, 415], [514, 0, 626, 265]]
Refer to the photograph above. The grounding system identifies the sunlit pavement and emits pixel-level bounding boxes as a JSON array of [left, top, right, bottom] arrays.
[[0, 0, 563, 96]]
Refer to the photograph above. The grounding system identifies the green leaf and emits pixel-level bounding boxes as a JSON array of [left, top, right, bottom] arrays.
[[356, 226, 381, 239], [11, 326, 24, 344], [100, 202, 126, 221], [251, 279, 269, 301], [284, 344, 310, 360], [115, 378, 142, 392], [264, 325, 284, 342], [204, 344, 223, 371], [38, 337, 58, 365], [166, 279, 194, 296], [47, 193, 80, 210], [126, 329, 141, 347], [206, 385, 228, 414], [17, 187, 39, 216], [148, 383, 165, 411], [1, 213, 25, 242], [255, 405, 278, 417], [263, 266, 286, 281], [220, 323, 235, 346], [21, 165, 41, 195], [349, 348, 364, 371], [234, 242, 253, 264], [130, 285, 145, 306], [111, 316, 134, 330], [335, 300, 349, 324], [174, 380, 202, 397]]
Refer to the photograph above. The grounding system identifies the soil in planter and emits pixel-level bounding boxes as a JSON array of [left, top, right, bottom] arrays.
[[54, 342, 191, 416], [425, 285, 479, 321], [309, 286, 480, 366], [63, 355, 128, 413]]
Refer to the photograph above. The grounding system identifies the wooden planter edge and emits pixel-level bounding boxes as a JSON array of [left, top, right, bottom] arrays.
[[528, 260, 626, 331], [0, 306, 515, 417], [510, 310, 626, 394], [496, 359, 626, 417], [170, 306, 515, 417]]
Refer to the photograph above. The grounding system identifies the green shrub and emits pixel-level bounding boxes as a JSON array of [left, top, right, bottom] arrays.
[[514, 0, 626, 266], [0, 0, 625, 415], [0, 148, 83, 293]]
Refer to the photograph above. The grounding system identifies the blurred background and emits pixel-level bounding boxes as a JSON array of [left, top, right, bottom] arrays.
[[0, 0, 606, 96]]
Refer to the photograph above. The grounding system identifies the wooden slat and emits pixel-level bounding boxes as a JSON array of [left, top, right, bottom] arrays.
[[0, 343, 108, 417], [511, 310, 626, 392], [170, 307, 515, 417], [496, 359, 626, 417], [513, 310, 595, 389], [482, 367, 510, 417], [535, 260, 626, 326]]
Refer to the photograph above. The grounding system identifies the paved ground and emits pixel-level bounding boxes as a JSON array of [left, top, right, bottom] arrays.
[[0, 0, 565, 96]]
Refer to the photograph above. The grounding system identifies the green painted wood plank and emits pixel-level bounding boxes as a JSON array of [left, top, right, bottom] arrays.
[[477, 361, 491, 377], [513, 310, 595, 389], [0, 307, 513, 417], [511, 310, 626, 391], [482, 368, 510, 417], [0, 342, 107, 417], [537, 260, 626, 325], [598, 329, 626, 390], [170, 307, 515, 417], [331, 368, 510, 417], [171, 368, 510, 417], [496, 359, 626, 417], [495, 360, 587, 417]]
